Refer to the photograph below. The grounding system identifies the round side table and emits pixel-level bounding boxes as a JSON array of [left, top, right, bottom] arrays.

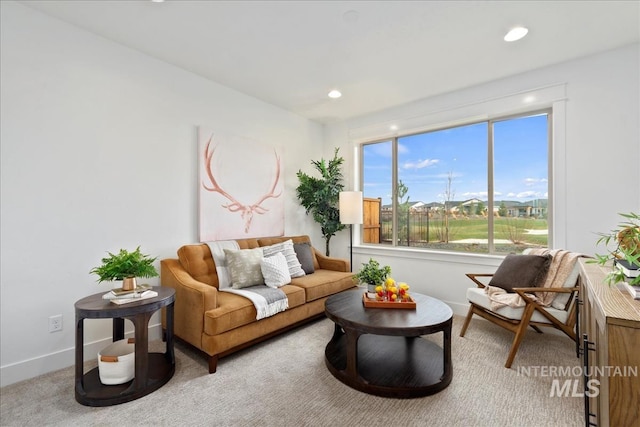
[[74, 286, 175, 406]]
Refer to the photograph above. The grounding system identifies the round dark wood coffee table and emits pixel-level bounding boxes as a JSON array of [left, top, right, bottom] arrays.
[[324, 289, 453, 398]]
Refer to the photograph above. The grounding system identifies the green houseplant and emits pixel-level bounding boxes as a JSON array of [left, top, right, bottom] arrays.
[[355, 258, 391, 292], [593, 212, 640, 286], [296, 148, 345, 256], [90, 246, 159, 290]]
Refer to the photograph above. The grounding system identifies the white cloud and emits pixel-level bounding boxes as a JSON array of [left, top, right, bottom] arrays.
[[461, 191, 489, 198], [516, 191, 538, 198], [402, 158, 439, 170], [524, 178, 548, 186]]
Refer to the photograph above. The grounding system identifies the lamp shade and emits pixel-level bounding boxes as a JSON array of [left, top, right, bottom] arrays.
[[339, 191, 363, 225]]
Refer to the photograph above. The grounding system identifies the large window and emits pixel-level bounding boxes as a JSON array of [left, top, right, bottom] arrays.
[[361, 111, 550, 254]]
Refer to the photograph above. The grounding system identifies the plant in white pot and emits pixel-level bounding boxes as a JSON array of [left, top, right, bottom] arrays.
[[594, 212, 640, 286], [355, 258, 392, 293], [90, 246, 158, 291]]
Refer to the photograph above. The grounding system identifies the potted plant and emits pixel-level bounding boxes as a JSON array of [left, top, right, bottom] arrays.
[[90, 246, 159, 290], [593, 212, 640, 286], [296, 148, 346, 256], [355, 258, 391, 293]]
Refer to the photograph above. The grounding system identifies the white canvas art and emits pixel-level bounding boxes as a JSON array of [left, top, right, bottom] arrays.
[[198, 128, 284, 241]]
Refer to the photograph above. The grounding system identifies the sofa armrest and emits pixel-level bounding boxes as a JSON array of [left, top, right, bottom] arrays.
[[161, 259, 218, 348], [313, 248, 350, 272]]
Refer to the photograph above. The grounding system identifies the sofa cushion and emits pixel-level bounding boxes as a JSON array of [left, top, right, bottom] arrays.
[[489, 254, 551, 292], [262, 239, 305, 278], [224, 248, 265, 289], [204, 285, 306, 335], [177, 244, 219, 287], [294, 242, 315, 275], [258, 236, 320, 270], [261, 252, 291, 288], [291, 269, 356, 302], [233, 238, 261, 250]]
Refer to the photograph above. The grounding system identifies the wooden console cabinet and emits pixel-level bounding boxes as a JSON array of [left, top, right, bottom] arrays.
[[578, 260, 640, 427]]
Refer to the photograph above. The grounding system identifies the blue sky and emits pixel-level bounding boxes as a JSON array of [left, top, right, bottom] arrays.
[[363, 114, 548, 205]]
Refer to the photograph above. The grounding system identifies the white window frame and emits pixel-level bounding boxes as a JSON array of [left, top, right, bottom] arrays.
[[350, 83, 568, 262]]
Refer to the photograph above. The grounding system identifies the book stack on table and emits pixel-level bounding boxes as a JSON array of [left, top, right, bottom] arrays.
[[102, 284, 158, 304], [615, 259, 639, 300]]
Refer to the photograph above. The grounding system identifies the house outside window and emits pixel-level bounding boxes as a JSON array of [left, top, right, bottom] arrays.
[[360, 110, 550, 255]]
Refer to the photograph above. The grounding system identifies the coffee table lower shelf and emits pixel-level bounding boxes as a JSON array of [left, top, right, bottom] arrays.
[[325, 333, 450, 398]]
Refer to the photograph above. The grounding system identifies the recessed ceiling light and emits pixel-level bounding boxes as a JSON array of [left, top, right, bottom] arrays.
[[504, 27, 528, 42], [151, 0, 165, 3], [390, 125, 398, 131], [328, 90, 342, 99]]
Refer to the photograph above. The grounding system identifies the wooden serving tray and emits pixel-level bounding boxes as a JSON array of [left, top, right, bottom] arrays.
[[362, 292, 416, 309]]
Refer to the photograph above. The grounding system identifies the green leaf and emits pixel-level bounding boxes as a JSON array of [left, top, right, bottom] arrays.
[[89, 246, 158, 283], [593, 212, 640, 286]]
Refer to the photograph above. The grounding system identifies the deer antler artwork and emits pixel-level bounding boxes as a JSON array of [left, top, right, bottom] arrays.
[[202, 135, 281, 233]]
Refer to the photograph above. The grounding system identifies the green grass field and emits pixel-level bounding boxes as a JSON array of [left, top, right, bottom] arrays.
[[381, 216, 548, 251]]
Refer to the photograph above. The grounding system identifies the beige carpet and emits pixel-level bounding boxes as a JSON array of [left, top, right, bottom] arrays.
[[1, 316, 583, 426]]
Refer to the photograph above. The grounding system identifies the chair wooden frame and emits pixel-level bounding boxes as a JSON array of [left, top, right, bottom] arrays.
[[459, 273, 579, 368]]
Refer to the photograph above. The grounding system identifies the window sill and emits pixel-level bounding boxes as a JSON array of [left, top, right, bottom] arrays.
[[352, 244, 505, 267]]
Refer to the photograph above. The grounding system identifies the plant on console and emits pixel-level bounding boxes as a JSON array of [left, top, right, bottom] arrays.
[[593, 212, 640, 286]]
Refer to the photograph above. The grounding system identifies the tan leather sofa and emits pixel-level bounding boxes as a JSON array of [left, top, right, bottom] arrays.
[[161, 235, 356, 373]]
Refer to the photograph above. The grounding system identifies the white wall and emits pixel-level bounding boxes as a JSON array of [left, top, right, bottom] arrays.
[[326, 43, 640, 314], [0, 2, 325, 386]]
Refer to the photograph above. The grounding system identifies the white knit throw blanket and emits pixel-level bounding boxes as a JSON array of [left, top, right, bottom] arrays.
[[206, 240, 239, 289], [206, 240, 288, 320], [220, 286, 289, 320], [485, 249, 584, 311]]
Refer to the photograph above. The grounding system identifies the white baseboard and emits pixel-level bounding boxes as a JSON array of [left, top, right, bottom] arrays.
[[0, 323, 162, 388]]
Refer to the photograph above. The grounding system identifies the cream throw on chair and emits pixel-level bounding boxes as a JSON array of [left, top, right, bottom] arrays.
[[484, 249, 584, 311]]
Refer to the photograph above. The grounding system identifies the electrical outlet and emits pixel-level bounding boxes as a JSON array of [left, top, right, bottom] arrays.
[[49, 314, 63, 333]]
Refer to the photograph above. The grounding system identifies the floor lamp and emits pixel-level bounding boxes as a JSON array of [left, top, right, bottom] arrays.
[[339, 191, 363, 272]]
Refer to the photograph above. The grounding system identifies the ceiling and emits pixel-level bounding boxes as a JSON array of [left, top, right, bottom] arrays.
[[20, 0, 640, 124]]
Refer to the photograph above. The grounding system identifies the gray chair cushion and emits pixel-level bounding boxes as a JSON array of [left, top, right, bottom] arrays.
[[488, 254, 552, 292]]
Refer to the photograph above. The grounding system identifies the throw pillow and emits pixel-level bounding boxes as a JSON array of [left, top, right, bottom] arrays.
[[489, 254, 552, 293], [293, 242, 315, 275], [224, 248, 265, 289], [260, 252, 291, 288], [262, 240, 306, 278]]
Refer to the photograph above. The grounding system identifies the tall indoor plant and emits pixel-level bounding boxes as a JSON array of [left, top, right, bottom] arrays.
[[296, 148, 345, 256], [90, 246, 159, 290]]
